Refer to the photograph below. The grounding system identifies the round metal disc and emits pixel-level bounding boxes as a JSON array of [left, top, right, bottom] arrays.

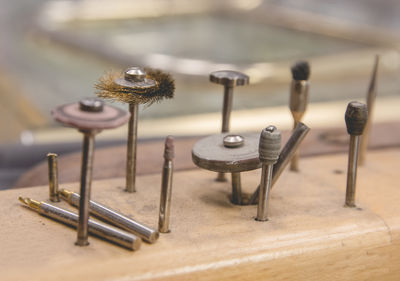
[[52, 102, 130, 131], [114, 77, 156, 89], [209, 70, 249, 87], [192, 133, 260, 173]]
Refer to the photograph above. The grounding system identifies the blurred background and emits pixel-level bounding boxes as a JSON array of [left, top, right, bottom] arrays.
[[0, 0, 399, 188]]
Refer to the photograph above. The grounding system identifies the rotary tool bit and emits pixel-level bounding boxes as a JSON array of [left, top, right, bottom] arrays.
[[256, 126, 281, 221], [47, 153, 60, 202], [158, 136, 174, 233], [52, 98, 130, 246], [18, 197, 141, 251], [96, 67, 175, 193], [359, 55, 379, 166], [289, 61, 310, 172], [59, 189, 158, 243], [344, 101, 368, 207], [210, 70, 249, 182], [249, 122, 310, 205]]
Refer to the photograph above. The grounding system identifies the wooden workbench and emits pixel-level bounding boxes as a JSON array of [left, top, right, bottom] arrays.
[[1, 148, 400, 280]]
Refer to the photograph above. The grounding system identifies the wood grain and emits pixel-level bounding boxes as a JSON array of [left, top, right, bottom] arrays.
[[1, 148, 400, 280]]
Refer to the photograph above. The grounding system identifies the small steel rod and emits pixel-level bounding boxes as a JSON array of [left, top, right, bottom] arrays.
[[126, 103, 139, 193], [159, 136, 174, 233], [359, 55, 379, 166], [19, 197, 141, 251], [47, 153, 60, 202], [221, 86, 233, 133], [76, 131, 95, 246], [216, 86, 234, 182], [289, 120, 300, 171], [231, 172, 242, 205], [256, 164, 273, 221], [345, 135, 360, 207], [249, 123, 310, 204], [60, 189, 159, 243]]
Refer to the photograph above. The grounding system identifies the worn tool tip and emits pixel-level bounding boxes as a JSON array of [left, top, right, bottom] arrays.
[[164, 136, 175, 160], [18, 196, 29, 205], [345, 101, 368, 135], [291, 61, 310, 80]]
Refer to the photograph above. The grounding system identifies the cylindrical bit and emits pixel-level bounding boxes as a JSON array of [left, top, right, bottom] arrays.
[[231, 172, 242, 205], [222, 134, 247, 205], [47, 153, 60, 202], [256, 126, 281, 221], [18, 197, 141, 251], [345, 135, 360, 207], [249, 123, 310, 205], [159, 136, 174, 233], [210, 70, 249, 182], [126, 103, 139, 193], [289, 61, 310, 172], [359, 55, 379, 166], [60, 189, 159, 243], [344, 101, 368, 207], [76, 131, 95, 246]]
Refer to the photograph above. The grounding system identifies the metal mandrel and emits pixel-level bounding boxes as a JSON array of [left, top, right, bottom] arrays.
[[359, 55, 379, 166], [249, 122, 310, 205], [256, 126, 281, 221], [158, 136, 174, 233], [344, 101, 368, 207], [210, 70, 249, 182], [289, 61, 310, 172], [60, 189, 159, 243], [18, 197, 142, 251], [95, 67, 175, 193], [52, 97, 129, 247], [47, 153, 60, 202]]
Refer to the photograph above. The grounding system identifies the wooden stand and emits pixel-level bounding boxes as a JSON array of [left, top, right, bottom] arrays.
[[1, 148, 400, 281]]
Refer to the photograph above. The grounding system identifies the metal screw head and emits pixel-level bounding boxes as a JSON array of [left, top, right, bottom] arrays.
[[210, 70, 249, 87], [223, 135, 245, 148], [79, 98, 104, 112], [265, 125, 276, 133], [125, 67, 146, 83]]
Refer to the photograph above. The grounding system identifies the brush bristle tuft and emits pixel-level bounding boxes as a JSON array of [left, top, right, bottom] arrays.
[[95, 68, 175, 105], [291, 61, 310, 80]]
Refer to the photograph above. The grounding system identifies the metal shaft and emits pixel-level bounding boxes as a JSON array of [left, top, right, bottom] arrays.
[[221, 85, 233, 133], [19, 198, 141, 251], [216, 86, 234, 182], [47, 153, 60, 202], [61, 190, 159, 243], [290, 120, 300, 171], [359, 55, 379, 166], [126, 103, 139, 193], [76, 131, 95, 246], [231, 172, 242, 205], [159, 159, 173, 233], [256, 164, 273, 221], [345, 135, 360, 207], [289, 80, 309, 172], [249, 123, 310, 204]]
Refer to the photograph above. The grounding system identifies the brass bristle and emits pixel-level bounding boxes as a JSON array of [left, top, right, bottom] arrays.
[[95, 69, 175, 105]]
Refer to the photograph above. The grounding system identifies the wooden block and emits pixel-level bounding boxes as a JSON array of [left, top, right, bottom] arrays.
[[1, 149, 400, 280]]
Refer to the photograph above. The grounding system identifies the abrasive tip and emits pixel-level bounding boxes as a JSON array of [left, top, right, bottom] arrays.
[[164, 136, 174, 160], [291, 61, 310, 80]]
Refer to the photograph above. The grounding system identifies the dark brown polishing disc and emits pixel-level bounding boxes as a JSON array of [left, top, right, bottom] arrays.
[[192, 133, 261, 173], [51, 102, 130, 131]]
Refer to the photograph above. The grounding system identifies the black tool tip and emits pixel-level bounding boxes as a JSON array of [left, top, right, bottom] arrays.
[[291, 61, 310, 80]]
